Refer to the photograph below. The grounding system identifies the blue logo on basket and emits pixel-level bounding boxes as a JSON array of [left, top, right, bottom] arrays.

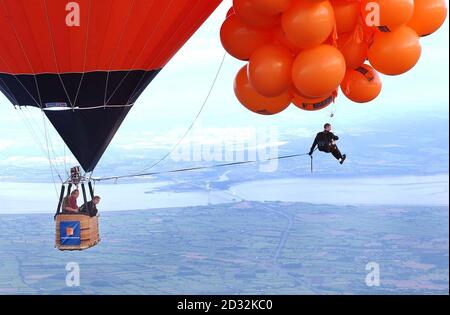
[[60, 221, 81, 246]]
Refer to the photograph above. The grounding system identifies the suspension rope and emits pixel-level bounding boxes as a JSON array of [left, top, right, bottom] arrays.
[[23, 106, 65, 182], [25, 107, 60, 166], [18, 107, 63, 185], [16, 108, 48, 157], [63, 143, 68, 178], [93, 152, 312, 182], [42, 112, 60, 197], [135, 52, 227, 175]]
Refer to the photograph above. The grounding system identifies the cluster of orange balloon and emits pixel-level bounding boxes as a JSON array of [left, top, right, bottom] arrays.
[[220, 0, 448, 115]]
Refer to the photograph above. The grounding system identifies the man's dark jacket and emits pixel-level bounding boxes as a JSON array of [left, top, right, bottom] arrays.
[[310, 131, 339, 154], [80, 201, 98, 217]]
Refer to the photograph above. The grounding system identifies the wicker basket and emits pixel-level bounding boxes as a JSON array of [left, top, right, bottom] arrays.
[[55, 214, 100, 251]]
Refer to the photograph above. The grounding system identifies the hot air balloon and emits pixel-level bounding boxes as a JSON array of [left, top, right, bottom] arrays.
[[0, 0, 221, 173], [0, 0, 222, 251]]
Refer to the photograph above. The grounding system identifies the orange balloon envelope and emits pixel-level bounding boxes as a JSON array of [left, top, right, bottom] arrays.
[[273, 27, 303, 54], [234, 65, 291, 115], [341, 64, 382, 103], [281, 0, 335, 48], [233, 0, 280, 29], [332, 0, 361, 34], [220, 15, 272, 61], [250, 0, 292, 16], [337, 31, 369, 70], [361, 0, 415, 31], [226, 7, 235, 18], [249, 45, 294, 97], [292, 90, 336, 111], [408, 0, 448, 37], [292, 45, 346, 98], [368, 26, 422, 75]]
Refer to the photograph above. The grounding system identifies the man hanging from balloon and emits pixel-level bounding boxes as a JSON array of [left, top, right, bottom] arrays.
[[221, 0, 447, 162], [309, 123, 347, 165]]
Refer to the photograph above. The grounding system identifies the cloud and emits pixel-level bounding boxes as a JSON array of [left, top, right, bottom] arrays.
[[370, 144, 405, 149]]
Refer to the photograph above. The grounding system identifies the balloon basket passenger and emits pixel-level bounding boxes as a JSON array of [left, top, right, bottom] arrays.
[[54, 168, 101, 251]]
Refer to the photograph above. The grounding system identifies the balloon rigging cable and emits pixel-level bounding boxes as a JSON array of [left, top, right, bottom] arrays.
[[125, 51, 228, 176], [93, 152, 314, 183]]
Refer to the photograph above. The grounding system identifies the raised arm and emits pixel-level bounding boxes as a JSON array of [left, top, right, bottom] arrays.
[[309, 134, 319, 155]]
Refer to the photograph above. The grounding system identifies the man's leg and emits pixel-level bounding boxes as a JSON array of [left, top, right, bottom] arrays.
[[331, 145, 343, 160]]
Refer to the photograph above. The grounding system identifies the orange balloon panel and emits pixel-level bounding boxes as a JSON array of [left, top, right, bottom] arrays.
[[0, 0, 221, 74]]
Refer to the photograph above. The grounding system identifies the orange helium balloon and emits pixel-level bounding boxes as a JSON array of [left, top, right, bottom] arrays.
[[234, 65, 292, 115], [331, 0, 361, 34], [272, 27, 303, 54], [337, 31, 369, 70], [226, 7, 235, 18], [368, 26, 422, 75], [341, 64, 382, 103], [249, 45, 294, 97], [220, 15, 272, 61], [292, 90, 336, 111], [233, 0, 280, 29], [361, 0, 415, 31], [292, 44, 346, 98], [249, 0, 292, 16], [408, 0, 448, 37], [281, 0, 335, 48]]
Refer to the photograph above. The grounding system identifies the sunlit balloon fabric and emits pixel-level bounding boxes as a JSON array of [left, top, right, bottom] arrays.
[[0, 0, 221, 172]]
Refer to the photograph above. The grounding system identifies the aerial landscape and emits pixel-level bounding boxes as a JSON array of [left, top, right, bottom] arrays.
[[1, 201, 448, 294]]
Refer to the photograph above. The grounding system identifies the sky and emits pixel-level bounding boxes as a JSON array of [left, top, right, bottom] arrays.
[[0, 0, 449, 177]]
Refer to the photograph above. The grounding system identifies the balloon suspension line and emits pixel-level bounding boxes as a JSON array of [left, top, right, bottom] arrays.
[[134, 52, 228, 175], [41, 112, 61, 197], [15, 107, 61, 197], [93, 152, 314, 183]]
